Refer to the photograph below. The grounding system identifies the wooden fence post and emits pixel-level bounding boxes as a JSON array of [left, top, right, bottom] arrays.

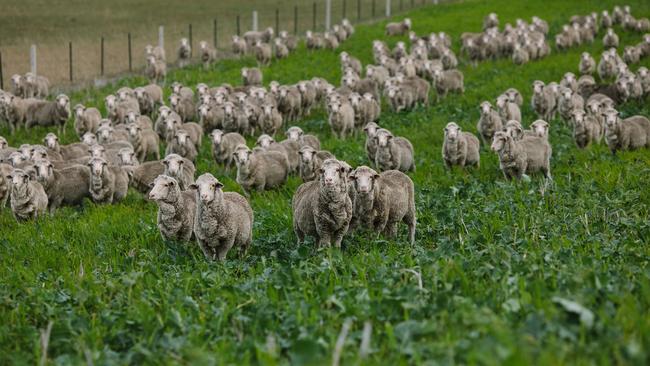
[[189, 24, 193, 57], [0, 51, 4, 89], [128, 33, 132, 72], [294, 6, 298, 34], [326, 0, 331, 30], [30, 45, 37, 75], [372, 0, 376, 18], [343, 0, 347, 19], [213, 19, 218, 48], [100, 36, 105, 76], [69, 42, 73, 82], [358, 0, 361, 20], [158, 26, 164, 49], [237, 15, 241, 36], [313, 2, 317, 31], [275, 9, 279, 33]]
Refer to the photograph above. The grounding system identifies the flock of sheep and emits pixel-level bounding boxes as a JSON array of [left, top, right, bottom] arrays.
[[1, 5, 650, 260]]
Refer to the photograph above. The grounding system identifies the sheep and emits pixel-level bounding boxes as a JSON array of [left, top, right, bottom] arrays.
[[42, 133, 89, 160], [125, 111, 154, 131], [25, 94, 71, 132], [23, 73, 50, 99], [323, 32, 340, 50], [97, 125, 129, 144], [366, 65, 390, 87], [623, 46, 642, 65], [254, 41, 272, 66], [363, 122, 380, 165], [177, 38, 192, 67], [117, 147, 139, 167], [164, 117, 203, 148], [603, 109, 650, 153], [6, 151, 30, 169], [129, 154, 195, 194], [145, 44, 166, 62], [32, 159, 91, 213], [243, 27, 274, 47], [145, 53, 167, 83], [2, 95, 40, 133], [166, 129, 198, 163], [385, 18, 412, 36], [233, 144, 289, 194], [126, 122, 160, 162], [169, 93, 196, 123], [432, 69, 464, 100], [442, 122, 480, 169], [242, 67, 263, 87], [258, 103, 283, 136], [10, 74, 27, 98], [306, 31, 324, 50], [570, 109, 601, 149], [512, 44, 530, 65], [349, 166, 416, 243], [8, 169, 48, 221], [579, 52, 596, 75], [274, 38, 290, 59], [190, 173, 253, 261], [638, 67, 650, 95], [232, 35, 248, 57], [558, 87, 585, 122], [87, 157, 130, 204], [297, 81, 318, 115], [277, 85, 302, 122], [531, 81, 556, 121], [73, 104, 101, 138], [222, 102, 250, 135], [199, 41, 217, 69], [255, 135, 301, 174], [328, 99, 355, 139], [210, 130, 245, 171], [529, 120, 550, 140], [134, 85, 164, 117], [298, 146, 335, 183], [340, 52, 363, 75], [292, 159, 353, 248], [0, 164, 9, 208], [603, 28, 619, 48], [490, 130, 552, 181], [286, 126, 321, 150], [597, 53, 617, 80], [279, 30, 299, 51], [477, 101, 503, 145], [30, 145, 62, 162], [198, 103, 225, 132], [149, 175, 196, 243], [374, 129, 415, 172]]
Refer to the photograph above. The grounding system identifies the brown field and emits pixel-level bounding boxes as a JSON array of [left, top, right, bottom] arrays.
[[0, 0, 421, 89]]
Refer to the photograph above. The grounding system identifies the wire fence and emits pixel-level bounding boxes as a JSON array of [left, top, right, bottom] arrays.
[[0, 0, 440, 92]]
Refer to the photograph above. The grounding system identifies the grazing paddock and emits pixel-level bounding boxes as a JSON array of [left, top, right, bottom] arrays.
[[1, 0, 650, 364]]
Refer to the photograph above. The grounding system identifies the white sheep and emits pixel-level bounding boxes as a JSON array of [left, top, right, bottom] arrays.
[[442, 122, 480, 169], [8, 168, 48, 221], [149, 174, 196, 243], [233, 144, 289, 195], [477, 101, 503, 145], [374, 129, 415, 172]]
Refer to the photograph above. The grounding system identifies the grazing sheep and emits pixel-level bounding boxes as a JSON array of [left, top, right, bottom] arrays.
[[603, 109, 650, 153], [134, 85, 164, 117], [177, 38, 192, 67], [386, 18, 412, 36], [490, 131, 552, 181], [166, 129, 198, 163], [349, 166, 416, 243], [328, 99, 355, 139], [149, 175, 196, 243], [603, 28, 619, 48], [232, 35, 248, 57], [233, 144, 289, 194], [531, 80, 556, 121], [579, 52, 596, 75], [73, 104, 101, 138], [191, 173, 253, 261], [571, 109, 601, 148], [292, 159, 353, 247], [477, 101, 503, 145], [298, 146, 335, 183], [25, 94, 71, 131], [145, 55, 167, 84], [126, 123, 160, 162], [374, 129, 415, 172], [254, 41, 272, 66], [442, 122, 480, 169], [432, 69, 464, 100], [32, 159, 91, 212], [8, 169, 48, 221], [199, 41, 217, 69], [258, 103, 283, 136], [242, 67, 263, 87], [286, 126, 321, 150], [87, 157, 130, 204], [42, 133, 89, 160], [210, 130, 245, 171]]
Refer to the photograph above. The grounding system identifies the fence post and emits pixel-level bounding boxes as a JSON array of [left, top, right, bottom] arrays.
[[343, 0, 347, 19], [236, 15, 241, 36], [386, 0, 391, 17], [357, 0, 361, 20], [158, 26, 164, 49], [400, 0, 403, 11], [30, 45, 37, 75], [213, 19, 218, 48], [411, 0, 414, 8], [325, 0, 331, 30], [252, 11, 258, 32], [275, 9, 279, 33], [189, 24, 193, 57], [372, 0, 376, 18], [313, 2, 317, 31], [0, 51, 4, 90], [68, 42, 73, 83], [100, 37, 105, 76], [128, 33, 132, 72], [294, 6, 298, 34]]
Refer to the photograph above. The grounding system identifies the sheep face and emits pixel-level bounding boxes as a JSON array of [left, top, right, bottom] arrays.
[[299, 146, 316, 163], [286, 127, 303, 141], [531, 120, 549, 138], [88, 157, 108, 178], [561, 88, 573, 100], [374, 130, 393, 148], [319, 159, 347, 190], [163, 154, 186, 178], [33, 159, 53, 182], [43, 133, 59, 150], [233, 146, 253, 168], [175, 130, 190, 146], [363, 123, 379, 137], [490, 131, 510, 152], [126, 123, 141, 139], [532, 81, 545, 95], [8, 169, 31, 196], [73, 104, 86, 119], [159, 106, 171, 118], [105, 95, 117, 110], [118, 148, 137, 166], [256, 135, 274, 148], [8, 152, 28, 167], [169, 94, 181, 107], [210, 130, 224, 145], [171, 83, 182, 94], [196, 83, 208, 95], [444, 122, 462, 141], [96, 126, 114, 144], [149, 175, 179, 201], [88, 145, 107, 159], [505, 120, 524, 140], [82, 133, 98, 146], [198, 104, 211, 119], [349, 166, 379, 195], [0, 137, 7, 150], [126, 111, 139, 124], [603, 110, 619, 130], [480, 102, 492, 115], [31, 146, 49, 161]]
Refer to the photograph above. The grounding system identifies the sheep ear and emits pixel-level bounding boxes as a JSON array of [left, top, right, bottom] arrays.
[[189, 183, 198, 190], [374, 173, 380, 180], [148, 182, 155, 188], [215, 182, 224, 189]]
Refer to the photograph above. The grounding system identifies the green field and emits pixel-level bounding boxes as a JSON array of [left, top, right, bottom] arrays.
[[2, 0, 650, 364]]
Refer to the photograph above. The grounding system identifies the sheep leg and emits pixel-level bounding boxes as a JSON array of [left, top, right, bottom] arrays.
[[317, 233, 332, 248], [404, 214, 416, 245], [332, 229, 347, 248], [216, 238, 235, 261]]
